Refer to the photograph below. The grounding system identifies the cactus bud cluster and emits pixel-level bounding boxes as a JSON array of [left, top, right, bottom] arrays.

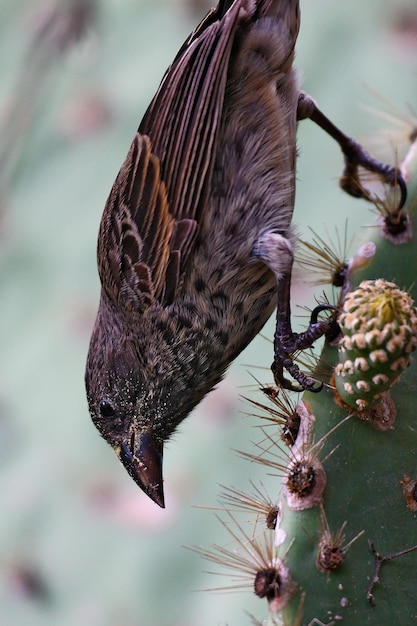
[[334, 279, 417, 411]]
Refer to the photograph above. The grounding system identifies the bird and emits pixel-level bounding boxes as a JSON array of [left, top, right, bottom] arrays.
[[85, 0, 405, 507]]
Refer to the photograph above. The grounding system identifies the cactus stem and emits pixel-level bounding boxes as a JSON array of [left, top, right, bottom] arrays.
[[367, 540, 417, 607]]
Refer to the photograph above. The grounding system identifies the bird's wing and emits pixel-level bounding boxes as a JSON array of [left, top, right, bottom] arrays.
[[97, 1, 250, 311]]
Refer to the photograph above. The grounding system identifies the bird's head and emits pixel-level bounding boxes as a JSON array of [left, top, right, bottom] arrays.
[[85, 305, 169, 508]]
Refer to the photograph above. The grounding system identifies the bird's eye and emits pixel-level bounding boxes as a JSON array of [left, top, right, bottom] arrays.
[[99, 399, 116, 418]]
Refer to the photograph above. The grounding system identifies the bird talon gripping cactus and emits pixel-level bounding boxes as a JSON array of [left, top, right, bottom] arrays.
[[85, 0, 409, 507]]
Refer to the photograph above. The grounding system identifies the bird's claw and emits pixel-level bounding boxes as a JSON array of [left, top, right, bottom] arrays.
[[339, 138, 407, 210], [272, 303, 339, 392], [272, 356, 323, 393]]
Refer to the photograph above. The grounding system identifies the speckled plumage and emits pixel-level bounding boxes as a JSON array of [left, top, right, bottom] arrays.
[[85, 0, 303, 506]]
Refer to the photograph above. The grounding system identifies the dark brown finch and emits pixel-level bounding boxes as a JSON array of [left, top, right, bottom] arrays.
[[85, 0, 406, 507]]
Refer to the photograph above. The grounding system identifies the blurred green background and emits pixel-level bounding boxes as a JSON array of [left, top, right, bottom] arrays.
[[0, 0, 416, 624]]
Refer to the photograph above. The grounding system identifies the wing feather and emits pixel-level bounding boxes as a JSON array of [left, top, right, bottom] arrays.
[[98, 135, 174, 310], [98, 1, 252, 311], [139, 1, 246, 224]]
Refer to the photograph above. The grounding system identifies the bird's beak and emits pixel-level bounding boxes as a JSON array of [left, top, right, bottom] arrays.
[[117, 430, 165, 508]]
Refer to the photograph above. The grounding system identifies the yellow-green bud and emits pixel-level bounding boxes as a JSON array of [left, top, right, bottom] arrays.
[[334, 279, 417, 410]]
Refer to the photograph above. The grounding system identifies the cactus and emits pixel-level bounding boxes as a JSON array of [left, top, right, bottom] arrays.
[[2, 3, 417, 626], [277, 132, 417, 623], [194, 127, 417, 625]]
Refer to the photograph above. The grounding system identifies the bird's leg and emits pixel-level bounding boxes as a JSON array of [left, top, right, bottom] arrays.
[[297, 92, 407, 209], [253, 232, 337, 392]]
